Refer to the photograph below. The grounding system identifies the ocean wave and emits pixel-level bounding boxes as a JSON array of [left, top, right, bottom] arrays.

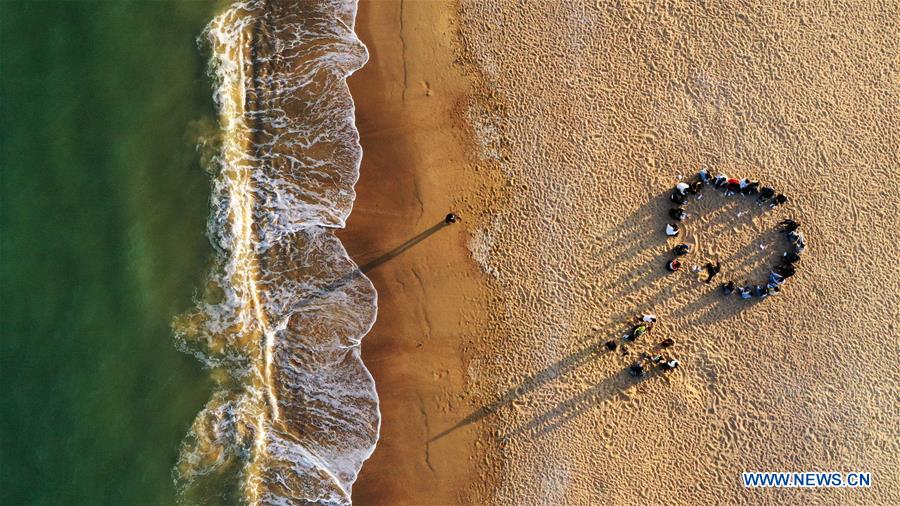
[[172, 1, 377, 504]]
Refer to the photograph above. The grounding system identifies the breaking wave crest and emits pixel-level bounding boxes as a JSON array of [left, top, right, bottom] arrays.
[[172, 1, 377, 504]]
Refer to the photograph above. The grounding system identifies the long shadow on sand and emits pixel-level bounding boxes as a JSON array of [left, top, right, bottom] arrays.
[[429, 340, 616, 442], [500, 368, 669, 441], [357, 221, 449, 273], [289, 220, 451, 310]]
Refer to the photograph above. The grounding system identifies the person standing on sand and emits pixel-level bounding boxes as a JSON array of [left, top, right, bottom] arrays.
[[758, 186, 776, 203], [626, 323, 650, 341], [703, 261, 721, 283], [778, 218, 800, 233], [639, 314, 657, 324], [788, 230, 806, 254], [725, 178, 742, 195], [444, 213, 460, 224], [673, 243, 691, 256], [769, 271, 785, 285], [660, 358, 679, 371], [629, 361, 646, 377], [740, 179, 760, 195], [722, 280, 736, 295], [633, 315, 656, 331], [773, 263, 796, 279], [769, 194, 788, 208]]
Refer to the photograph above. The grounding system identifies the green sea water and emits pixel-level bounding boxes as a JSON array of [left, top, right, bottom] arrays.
[[1, 1, 221, 504]]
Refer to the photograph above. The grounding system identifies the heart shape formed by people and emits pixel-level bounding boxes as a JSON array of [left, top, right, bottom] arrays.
[[662, 169, 806, 300], [613, 169, 808, 379]]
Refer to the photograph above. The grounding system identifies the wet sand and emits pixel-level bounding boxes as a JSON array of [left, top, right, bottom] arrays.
[[345, 0, 899, 504], [341, 1, 500, 504]]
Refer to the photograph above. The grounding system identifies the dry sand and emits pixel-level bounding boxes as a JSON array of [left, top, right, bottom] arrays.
[[345, 0, 899, 504]]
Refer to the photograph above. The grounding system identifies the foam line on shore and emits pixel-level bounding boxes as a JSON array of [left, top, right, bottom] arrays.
[[171, 1, 379, 504]]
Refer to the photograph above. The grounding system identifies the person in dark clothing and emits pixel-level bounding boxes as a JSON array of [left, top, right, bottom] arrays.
[[790, 233, 806, 254], [741, 180, 760, 195], [758, 186, 776, 202], [778, 219, 800, 233], [669, 208, 686, 221], [605, 340, 618, 351], [673, 243, 691, 256], [754, 285, 768, 297], [783, 251, 801, 264], [660, 358, 679, 371], [739, 286, 753, 299], [629, 361, 646, 377], [770, 194, 788, 207], [444, 213, 460, 224], [722, 281, 736, 295], [703, 261, 722, 283], [689, 180, 704, 193], [773, 263, 796, 278], [671, 191, 687, 205]]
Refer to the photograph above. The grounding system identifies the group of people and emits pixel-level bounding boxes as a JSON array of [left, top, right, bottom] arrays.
[[604, 314, 680, 377], [721, 218, 805, 299], [662, 169, 805, 299]]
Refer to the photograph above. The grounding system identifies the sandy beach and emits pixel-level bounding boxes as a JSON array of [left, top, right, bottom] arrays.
[[346, 0, 898, 504], [341, 1, 500, 503]]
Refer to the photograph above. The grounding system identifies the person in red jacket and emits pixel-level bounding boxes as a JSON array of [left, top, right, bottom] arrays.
[[725, 177, 742, 195]]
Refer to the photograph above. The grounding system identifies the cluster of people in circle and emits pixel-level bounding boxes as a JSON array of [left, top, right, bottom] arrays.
[[662, 169, 806, 299], [595, 171, 808, 379]]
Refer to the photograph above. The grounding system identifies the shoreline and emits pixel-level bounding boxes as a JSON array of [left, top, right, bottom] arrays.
[[175, 2, 379, 503], [341, 0, 503, 503]]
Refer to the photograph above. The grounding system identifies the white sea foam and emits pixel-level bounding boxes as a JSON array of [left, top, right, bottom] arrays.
[[172, 1, 378, 504]]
